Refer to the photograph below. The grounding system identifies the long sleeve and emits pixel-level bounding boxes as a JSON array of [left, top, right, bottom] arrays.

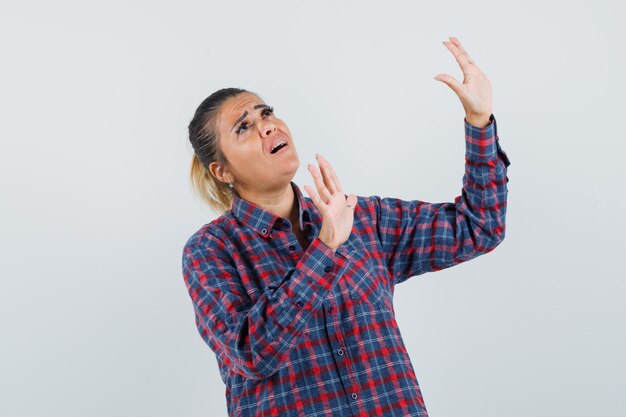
[[361, 113, 511, 285], [182, 233, 342, 381]]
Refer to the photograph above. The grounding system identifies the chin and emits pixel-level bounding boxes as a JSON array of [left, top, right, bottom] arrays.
[[286, 159, 300, 175]]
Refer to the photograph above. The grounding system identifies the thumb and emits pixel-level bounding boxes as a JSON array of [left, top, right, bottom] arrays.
[[434, 74, 463, 96]]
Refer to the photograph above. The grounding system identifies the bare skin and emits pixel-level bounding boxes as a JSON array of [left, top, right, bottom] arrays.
[[208, 91, 357, 251], [435, 36, 493, 128], [209, 36, 493, 252], [306, 36, 494, 247]]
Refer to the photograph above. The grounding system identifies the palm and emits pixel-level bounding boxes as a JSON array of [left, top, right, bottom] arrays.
[[434, 37, 493, 121], [304, 154, 357, 251]]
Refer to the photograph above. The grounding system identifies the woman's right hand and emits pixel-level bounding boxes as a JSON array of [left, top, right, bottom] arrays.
[[303, 153, 358, 252]]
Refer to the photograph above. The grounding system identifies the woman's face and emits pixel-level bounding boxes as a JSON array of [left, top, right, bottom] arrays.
[[211, 92, 300, 191]]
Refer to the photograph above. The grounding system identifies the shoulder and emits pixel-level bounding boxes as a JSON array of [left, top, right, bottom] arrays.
[[182, 213, 233, 259]]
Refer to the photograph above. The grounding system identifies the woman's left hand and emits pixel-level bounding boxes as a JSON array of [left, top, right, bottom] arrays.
[[434, 36, 492, 128]]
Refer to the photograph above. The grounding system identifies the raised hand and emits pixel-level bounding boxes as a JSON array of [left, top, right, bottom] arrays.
[[303, 153, 358, 252], [434, 36, 493, 128]]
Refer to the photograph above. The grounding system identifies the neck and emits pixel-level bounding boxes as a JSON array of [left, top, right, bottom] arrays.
[[236, 182, 298, 224]]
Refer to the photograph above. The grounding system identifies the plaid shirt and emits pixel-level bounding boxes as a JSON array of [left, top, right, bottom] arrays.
[[182, 113, 510, 417]]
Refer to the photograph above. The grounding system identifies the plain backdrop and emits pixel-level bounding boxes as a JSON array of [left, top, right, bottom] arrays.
[[1, 1, 625, 416]]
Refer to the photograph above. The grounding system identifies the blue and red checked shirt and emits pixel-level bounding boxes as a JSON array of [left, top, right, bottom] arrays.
[[182, 113, 511, 417]]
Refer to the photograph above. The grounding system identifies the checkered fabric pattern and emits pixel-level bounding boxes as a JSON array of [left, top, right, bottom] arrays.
[[182, 113, 510, 417]]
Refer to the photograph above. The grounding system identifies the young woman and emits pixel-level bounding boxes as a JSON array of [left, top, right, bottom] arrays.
[[181, 37, 510, 417]]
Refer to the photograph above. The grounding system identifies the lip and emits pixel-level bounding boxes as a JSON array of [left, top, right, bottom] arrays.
[[267, 136, 289, 155], [272, 144, 289, 155]]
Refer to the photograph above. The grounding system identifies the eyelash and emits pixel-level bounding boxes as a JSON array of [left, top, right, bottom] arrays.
[[236, 106, 275, 135]]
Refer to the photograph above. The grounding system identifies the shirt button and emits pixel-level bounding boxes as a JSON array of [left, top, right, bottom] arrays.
[[351, 393, 358, 400], [328, 306, 333, 313], [296, 300, 304, 307], [337, 349, 344, 356], [289, 245, 296, 251], [261, 228, 267, 235], [324, 266, 331, 273]]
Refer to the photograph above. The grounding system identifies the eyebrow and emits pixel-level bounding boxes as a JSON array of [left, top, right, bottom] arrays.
[[230, 104, 270, 133]]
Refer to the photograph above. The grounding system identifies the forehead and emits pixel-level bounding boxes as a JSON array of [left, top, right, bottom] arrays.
[[220, 92, 264, 118], [216, 92, 264, 136]]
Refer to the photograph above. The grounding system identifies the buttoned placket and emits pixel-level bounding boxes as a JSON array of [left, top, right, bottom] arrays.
[[266, 219, 310, 308], [322, 286, 364, 414], [268, 217, 364, 412], [276, 219, 307, 258]]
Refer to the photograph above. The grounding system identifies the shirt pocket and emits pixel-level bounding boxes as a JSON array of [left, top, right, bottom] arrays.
[[340, 233, 388, 308], [348, 257, 388, 308]]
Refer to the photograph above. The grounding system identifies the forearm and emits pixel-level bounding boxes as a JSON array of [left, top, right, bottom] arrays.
[[462, 113, 511, 240], [186, 236, 343, 380]]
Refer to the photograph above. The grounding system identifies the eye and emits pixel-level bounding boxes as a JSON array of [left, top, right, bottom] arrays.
[[235, 106, 274, 135], [236, 121, 249, 135], [262, 106, 274, 117]]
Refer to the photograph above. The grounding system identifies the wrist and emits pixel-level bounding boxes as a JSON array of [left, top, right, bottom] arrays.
[[326, 241, 338, 253], [465, 113, 492, 129], [317, 236, 337, 252]]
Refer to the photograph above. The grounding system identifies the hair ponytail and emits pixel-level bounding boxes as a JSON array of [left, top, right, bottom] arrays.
[[187, 87, 254, 215], [189, 153, 233, 214]]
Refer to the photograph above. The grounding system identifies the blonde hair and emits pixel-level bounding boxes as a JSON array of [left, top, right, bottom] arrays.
[[189, 153, 233, 215], [187, 87, 255, 215]]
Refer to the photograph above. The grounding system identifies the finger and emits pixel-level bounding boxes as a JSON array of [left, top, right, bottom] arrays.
[[316, 154, 343, 193], [448, 37, 474, 65], [315, 154, 338, 195], [307, 163, 332, 203], [303, 184, 327, 211], [321, 154, 344, 193], [446, 37, 473, 65], [308, 163, 333, 203], [346, 193, 358, 209], [433, 74, 463, 96], [443, 40, 472, 74]]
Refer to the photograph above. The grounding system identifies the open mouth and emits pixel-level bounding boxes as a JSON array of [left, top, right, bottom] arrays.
[[270, 142, 288, 154]]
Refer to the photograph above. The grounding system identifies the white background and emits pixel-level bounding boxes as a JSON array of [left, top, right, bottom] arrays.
[[1, 1, 625, 416]]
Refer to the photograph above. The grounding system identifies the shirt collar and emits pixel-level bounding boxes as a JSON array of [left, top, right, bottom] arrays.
[[230, 181, 314, 238]]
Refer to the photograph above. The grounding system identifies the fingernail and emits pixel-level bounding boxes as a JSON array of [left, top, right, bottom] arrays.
[[315, 153, 319, 160]]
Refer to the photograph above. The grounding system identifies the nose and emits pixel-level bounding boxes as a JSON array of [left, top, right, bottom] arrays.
[[258, 119, 277, 137]]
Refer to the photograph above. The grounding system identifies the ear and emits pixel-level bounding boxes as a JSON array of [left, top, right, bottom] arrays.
[[208, 161, 232, 184]]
